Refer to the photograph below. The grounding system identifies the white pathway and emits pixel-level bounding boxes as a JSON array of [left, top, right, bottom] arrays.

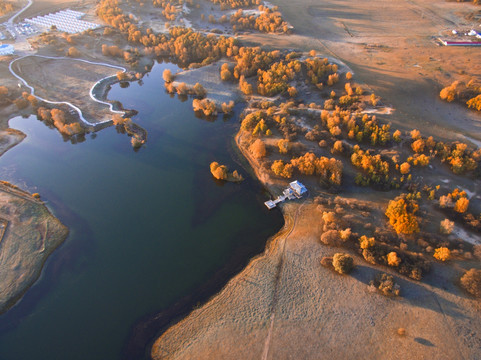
[[9, 55, 127, 126], [7, 0, 33, 25]]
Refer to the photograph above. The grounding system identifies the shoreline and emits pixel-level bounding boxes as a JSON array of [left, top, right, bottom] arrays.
[[122, 185, 286, 360], [0, 182, 69, 315]]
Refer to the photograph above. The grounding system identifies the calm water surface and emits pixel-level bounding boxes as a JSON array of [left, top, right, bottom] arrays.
[[0, 63, 283, 359]]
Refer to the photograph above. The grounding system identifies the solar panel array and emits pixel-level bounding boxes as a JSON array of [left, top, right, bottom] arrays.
[[25, 10, 101, 34]]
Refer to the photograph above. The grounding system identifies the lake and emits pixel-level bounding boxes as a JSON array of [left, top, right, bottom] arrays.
[[0, 62, 283, 360]]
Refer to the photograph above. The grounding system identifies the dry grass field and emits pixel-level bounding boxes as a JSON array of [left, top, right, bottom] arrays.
[[13, 0, 96, 21], [242, 0, 481, 144], [152, 202, 481, 360], [11, 56, 122, 123]]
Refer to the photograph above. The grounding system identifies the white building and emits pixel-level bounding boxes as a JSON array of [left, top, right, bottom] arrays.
[[289, 180, 307, 197], [264, 180, 308, 209], [0, 44, 14, 55]]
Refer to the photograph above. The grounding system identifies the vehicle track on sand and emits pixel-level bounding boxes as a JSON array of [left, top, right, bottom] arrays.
[[261, 201, 306, 360]]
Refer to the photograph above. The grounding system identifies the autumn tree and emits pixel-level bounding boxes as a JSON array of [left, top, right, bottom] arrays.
[[410, 129, 421, 140], [220, 63, 232, 81], [393, 130, 402, 142], [239, 75, 253, 95], [221, 100, 235, 113], [193, 83, 206, 97], [176, 82, 188, 95], [249, 138, 267, 159], [387, 251, 401, 266], [411, 139, 425, 153], [440, 219, 454, 234], [162, 69, 174, 83], [400, 162, 410, 175], [467, 95, 481, 111], [440, 81, 460, 102], [433, 247, 451, 262], [331, 140, 343, 154], [372, 273, 400, 296], [287, 86, 297, 97], [67, 47, 81, 57], [116, 71, 128, 81], [277, 139, 291, 154], [385, 195, 420, 234], [454, 197, 469, 213], [271, 160, 293, 178], [193, 98, 217, 116], [210, 162, 228, 180]]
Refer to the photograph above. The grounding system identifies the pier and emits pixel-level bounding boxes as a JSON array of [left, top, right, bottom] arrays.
[[265, 181, 307, 209]]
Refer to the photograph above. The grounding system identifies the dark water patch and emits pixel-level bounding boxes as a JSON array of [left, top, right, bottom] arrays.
[[0, 62, 283, 360]]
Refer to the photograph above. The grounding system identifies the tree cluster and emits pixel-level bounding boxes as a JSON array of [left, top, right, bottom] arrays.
[[440, 79, 481, 112], [305, 56, 338, 88], [351, 146, 391, 187], [209, 0, 259, 10], [256, 60, 301, 96], [359, 235, 429, 280], [193, 98, 217, 116], [290, 152, 343, 186], [37, 107, 83, 136], [230, 7, 290, 33], [210, 161, 243, 181]]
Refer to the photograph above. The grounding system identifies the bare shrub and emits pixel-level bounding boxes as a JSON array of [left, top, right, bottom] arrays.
[[320, 230, 343, 247], [320, 256, 333, 268], [440, 219, 454, 235], [371, 273, 400, 296]]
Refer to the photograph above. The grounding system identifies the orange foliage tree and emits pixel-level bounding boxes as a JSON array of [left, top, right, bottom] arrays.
[[385, 195, 419, 234]]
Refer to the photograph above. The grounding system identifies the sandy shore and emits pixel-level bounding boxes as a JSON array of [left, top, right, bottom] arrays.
[[152, 201, 481, 360]]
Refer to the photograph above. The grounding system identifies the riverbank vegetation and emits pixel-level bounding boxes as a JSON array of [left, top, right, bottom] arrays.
[[2, 0, 478, 306], [210, 162, 244, 182], [440, 79, 481, 112]]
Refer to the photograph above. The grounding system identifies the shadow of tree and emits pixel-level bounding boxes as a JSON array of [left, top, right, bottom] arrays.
[[415, 337, 436, 347], [351, 264, 467, 320]]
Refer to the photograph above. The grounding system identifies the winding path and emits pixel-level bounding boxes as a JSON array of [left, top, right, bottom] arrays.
[[8, 55, 127, 126], [6, 0, 33, 25]]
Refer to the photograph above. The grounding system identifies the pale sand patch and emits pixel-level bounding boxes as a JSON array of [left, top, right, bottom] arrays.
[[152, 202, 481, 360]]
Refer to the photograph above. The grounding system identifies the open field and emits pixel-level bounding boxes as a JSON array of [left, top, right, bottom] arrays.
[[11, 0, 96, 22], [152, 202, 481, 360], [11, 55, 124, 123]]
